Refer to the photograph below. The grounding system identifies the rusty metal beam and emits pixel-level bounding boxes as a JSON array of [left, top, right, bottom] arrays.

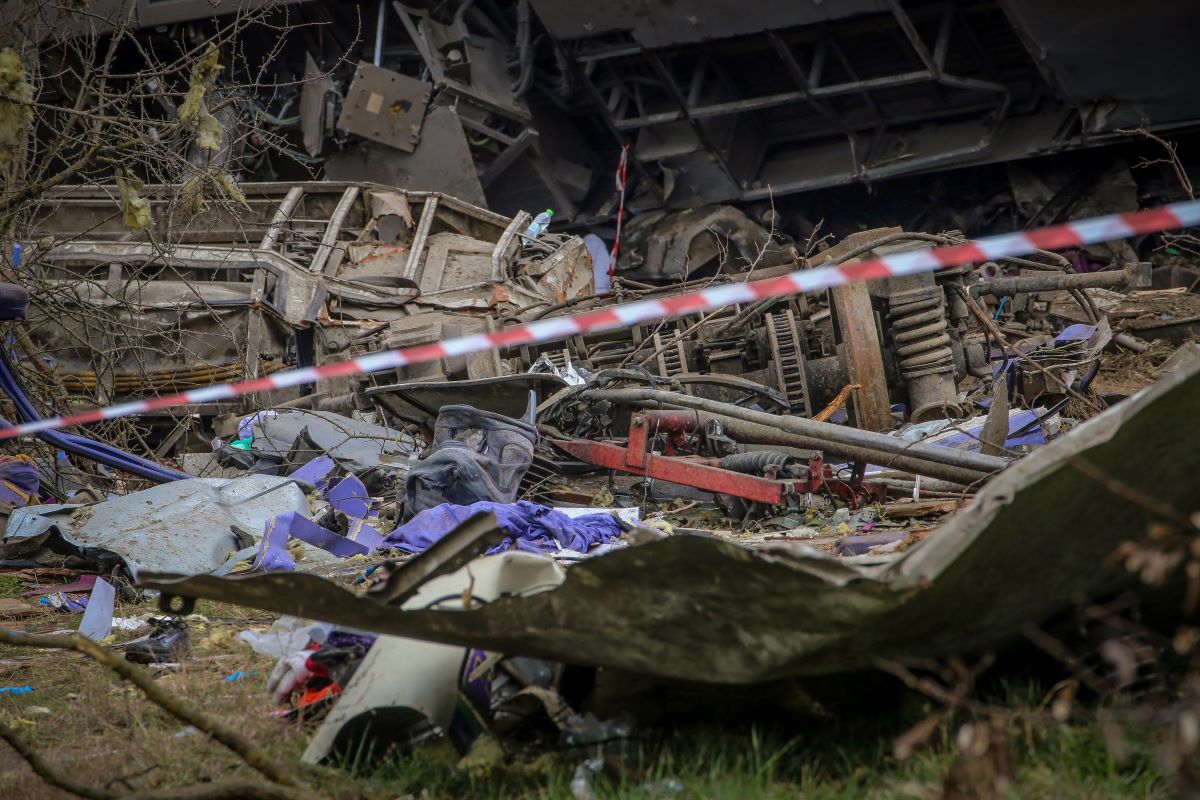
[[553, 438, 789, 505], [969, 264, 1149, 297]]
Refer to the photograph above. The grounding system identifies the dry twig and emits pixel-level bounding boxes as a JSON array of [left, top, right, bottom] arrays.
[[0, 627, 311, 792]]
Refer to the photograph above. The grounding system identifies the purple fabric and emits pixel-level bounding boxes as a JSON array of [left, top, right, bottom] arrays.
[[0, 457, 39, 505], [291, 455, 336, 488], [387, 501, 623, 555], [328, 475, 371, 519]]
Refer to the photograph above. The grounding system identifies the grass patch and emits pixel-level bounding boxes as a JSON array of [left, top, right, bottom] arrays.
[[0, 574, 25, 597], [0, 598, 1187, 799], [325, 715, 1172, 800]]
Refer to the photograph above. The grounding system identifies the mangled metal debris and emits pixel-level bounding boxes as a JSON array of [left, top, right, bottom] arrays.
[[217, 408, 419, 489], [4, 194, 1200, 788], [25, 181, 596, 451], [142, 355, 1200, 684], [6, 475, 309, 579]]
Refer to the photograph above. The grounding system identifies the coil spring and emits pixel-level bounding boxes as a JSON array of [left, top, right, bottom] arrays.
[[887, 289, 954, 377], [719, 450, 792, 475]]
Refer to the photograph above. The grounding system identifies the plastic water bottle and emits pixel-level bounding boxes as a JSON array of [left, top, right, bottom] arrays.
[[523, 209, 553, 239]]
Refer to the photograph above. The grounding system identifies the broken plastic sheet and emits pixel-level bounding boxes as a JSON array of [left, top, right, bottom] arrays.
[[248, 472, 386, 573], [78, 577, 115, 641], [140, 358, 1200, 683], [302, 552, 566, 764], [5, 476, 310, 580], [251, 512, 384, 572]]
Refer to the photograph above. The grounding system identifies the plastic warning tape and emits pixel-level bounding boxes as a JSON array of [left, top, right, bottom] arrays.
[[3, 200, 1200, 442]]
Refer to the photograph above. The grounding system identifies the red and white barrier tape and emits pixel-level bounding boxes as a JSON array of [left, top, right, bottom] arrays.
[[607, 141, 631, 277], [4, 200, 1199, 442]]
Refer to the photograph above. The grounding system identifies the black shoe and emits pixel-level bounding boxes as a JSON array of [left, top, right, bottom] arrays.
[[124, 617, 190, 663]]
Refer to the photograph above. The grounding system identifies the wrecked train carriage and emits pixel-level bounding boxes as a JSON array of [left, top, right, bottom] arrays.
[[30, 0, 1200, 223], [22, 182, 593, 446]]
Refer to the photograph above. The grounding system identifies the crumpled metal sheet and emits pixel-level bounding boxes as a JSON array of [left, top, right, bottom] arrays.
[[7, 476, 309, 579], [246, 409, 420, 474], [515, 235, 594, 305], [366, 374, 568, 422], [141, 359, 1200, 683]]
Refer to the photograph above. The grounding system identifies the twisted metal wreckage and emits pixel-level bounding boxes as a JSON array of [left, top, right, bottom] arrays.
[[1, 169, 1197, 760]]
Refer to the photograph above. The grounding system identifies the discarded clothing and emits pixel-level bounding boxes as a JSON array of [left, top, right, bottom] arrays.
[[39, 593, 87, 613], [387, 501, 621, 555], [404, 406, 536, 518], [268, 631, 375, 710], [239, 616, 333, 658]]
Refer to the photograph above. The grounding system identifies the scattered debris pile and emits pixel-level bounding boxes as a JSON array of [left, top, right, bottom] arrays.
[[2, 179, 1200, 789]]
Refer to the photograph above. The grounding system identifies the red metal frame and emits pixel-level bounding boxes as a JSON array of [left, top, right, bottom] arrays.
[[553, 412, 885, 508], [555, 440, 790, 504]]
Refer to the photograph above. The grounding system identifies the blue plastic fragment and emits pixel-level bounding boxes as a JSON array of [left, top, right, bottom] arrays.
[[0, 685, 33, 695]]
